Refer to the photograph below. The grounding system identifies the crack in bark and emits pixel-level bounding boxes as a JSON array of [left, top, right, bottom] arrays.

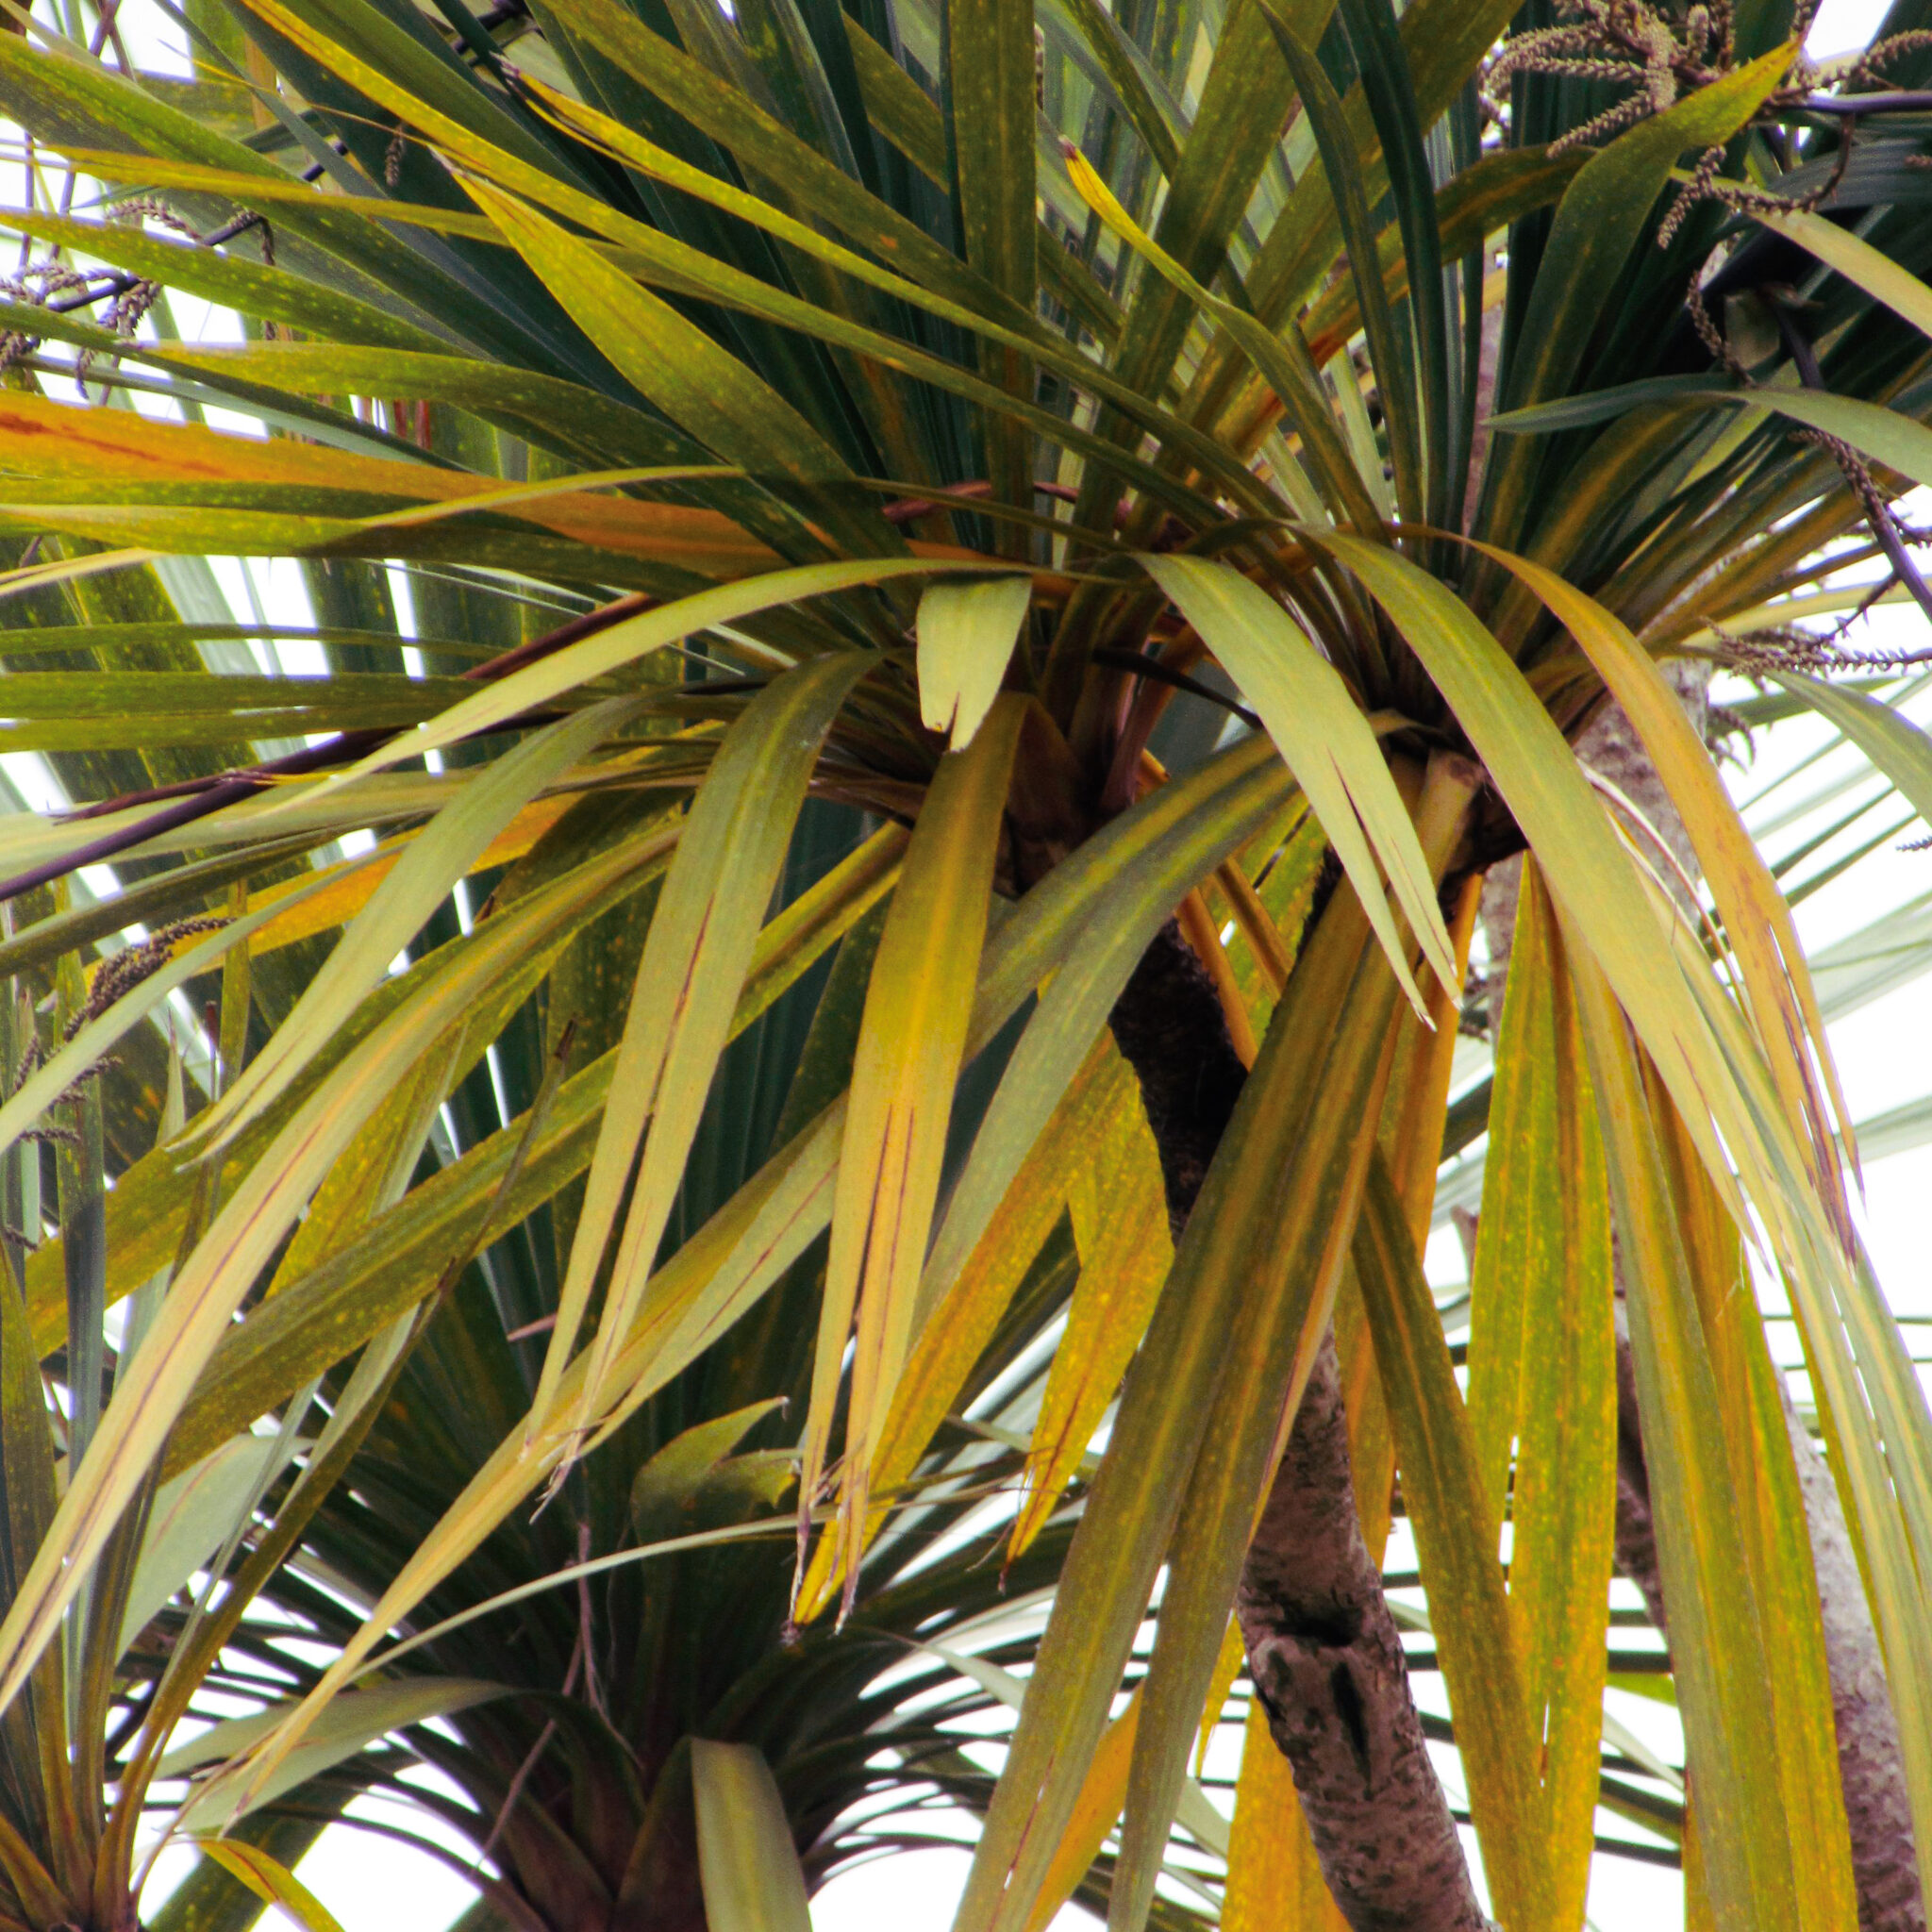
[[1109, 919, 1488, 1932]]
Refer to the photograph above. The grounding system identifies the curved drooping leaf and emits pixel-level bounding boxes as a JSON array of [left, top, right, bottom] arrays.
[[0, 2, 1927, 1926]]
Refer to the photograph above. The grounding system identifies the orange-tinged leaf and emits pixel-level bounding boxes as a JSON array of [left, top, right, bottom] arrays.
[[1474, 863, 1616, 1926], [81, 797, 579, 1002], [185, 1840, 346, 1932], [1223, 1699, 1348, 1932], [1176, 886, 1258, 1066], [1193, 1617, 1245, 1779], [1023, 1690, 1140, 1932], [0, 391, 784, 574], [1009, 1043, 1170, 1559], [801, 698, 1024, 1616]]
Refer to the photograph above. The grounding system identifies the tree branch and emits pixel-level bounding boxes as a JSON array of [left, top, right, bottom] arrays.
[[1109, 920, 1488, 1932], [1783, 1397, 1925, 1932]]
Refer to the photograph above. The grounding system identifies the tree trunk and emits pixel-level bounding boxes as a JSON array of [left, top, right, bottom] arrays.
[[1784, 1397, 1925, 1932], [1109, 921, 1489, 1932]]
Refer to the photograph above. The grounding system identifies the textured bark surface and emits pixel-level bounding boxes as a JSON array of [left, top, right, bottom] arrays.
[[1105, 919, 1248, 1229], [1239, 1339, 1489, 1932], [1787, 1397, 1924, 1932], [1109, 919, 1487, 1932]]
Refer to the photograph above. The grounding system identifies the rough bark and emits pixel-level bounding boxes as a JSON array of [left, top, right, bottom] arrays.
[[1238, 1335, 1490, 1932], [1109, 920, 1489, 1932], [1481, 676, 1923, 1932], [1784, 1399, 1925, 1932]]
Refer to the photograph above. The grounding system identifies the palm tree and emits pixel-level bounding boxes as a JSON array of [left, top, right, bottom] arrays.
[[0, 0, 1930, 1926]]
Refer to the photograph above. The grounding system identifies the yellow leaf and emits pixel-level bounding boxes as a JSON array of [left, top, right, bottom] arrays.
[[801, 698, 1024, 1615], [1023, 1690, 1140, 1932], [1193, 1617, 1245, 1779], [1009, 1042, 1170, 1558], [185, 1840, 346, 1932], [1473, 862, 1616, 1926], [1223, 1699, 1348, 1932], [916, 575, 1032, 750]]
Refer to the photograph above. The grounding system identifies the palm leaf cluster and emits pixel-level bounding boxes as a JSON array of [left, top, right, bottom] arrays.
[[0, 0, 1926, 1926]]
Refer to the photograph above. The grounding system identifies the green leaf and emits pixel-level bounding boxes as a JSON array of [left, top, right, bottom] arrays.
[[0, 208, 457, 353], [161, 1680, 504, 1827], [0, 834, 669, 1724], [164, 827, 899, 1472], [1254, 0, 1422, 525], [145, 341, 716, 469], [1043, 0, 1181, 181], [1354, 1159, 1547, 1931], [1487, 374, 1729, 435], [691, 1740, 812, 1932], [284, 558, 970, 805], [1481, 45, 1797, 547], [1475, 540, 1853, 1227], [801, 698, 1023, 1614], [0, 862, 383, 1175], [208, 729, 1300, 1796], [1706, 384, 1932, 491], [204, 692, 645, 1148], [1055, 138, 1376, 532], [1095, 0, 1328, 463], [1647, 1087, 1860, 1932], [118, 1436, 291, 1657], [942, 0, 1037, 310], [910, 734, 1292, 1396], [533, 651, 874, 1432], [629, 1401, 787, 1542], [1144, 553, 1458, 1017], [1301, 528, 1822, 1264], [1009, 1044, 1171, 1557], [1334, 0, 1450, 522], [460, 173, 873, 554], [1750, 202, 1932, 341]]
